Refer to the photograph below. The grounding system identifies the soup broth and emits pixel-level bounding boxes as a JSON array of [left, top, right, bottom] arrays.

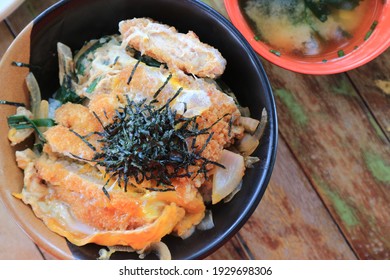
[[240, 0, 373, 58]]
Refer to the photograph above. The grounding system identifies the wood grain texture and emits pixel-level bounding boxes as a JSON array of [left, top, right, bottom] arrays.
[[238, 137, 356, 259], [201, 0, 229, 18], [5, 0, 59, 35], [0, 22, 14, 57], [206, 236, 250, 260], [261, 60, 390, 259], [347, 48, 390, 140]]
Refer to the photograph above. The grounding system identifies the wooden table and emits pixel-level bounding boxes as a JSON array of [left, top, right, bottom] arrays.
[[0, 0, 389, 260]]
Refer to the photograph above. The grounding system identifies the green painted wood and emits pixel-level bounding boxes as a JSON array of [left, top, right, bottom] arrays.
[[238, 137, 357, 259], [206, 0, 390, 258], [262, 61, 390, 259], [347, 48, 390, 141]]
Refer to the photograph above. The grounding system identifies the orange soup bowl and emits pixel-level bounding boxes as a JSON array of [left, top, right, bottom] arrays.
[[224, 0, 390, 75]]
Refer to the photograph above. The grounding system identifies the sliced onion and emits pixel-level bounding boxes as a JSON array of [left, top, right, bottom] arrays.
[[236, 108, 268, 156], [8, 127, 33, 146], [239, 116, 260, 134], [25, 72, 41, 117], [7, 107, 34, 146], [36, 100, 49, 119], [236, 133, 259, 156], [138, 242, 171, 260], [254, 108, 268, 140], [244, 156, 260, 168], [179, 225, 195, 239], [212, 149, 245, 204], [98, 248, 115, 260], [98, 245, 135, 260], [109, 245, 135, 253], [223, 181, 243, 203], [36, 100, 50, 134], [57, 42, 75, 86], [196, 210, 214, 231], [239, 106, 251, 117]]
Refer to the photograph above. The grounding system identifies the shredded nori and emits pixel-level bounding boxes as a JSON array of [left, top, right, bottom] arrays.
[[11, 61, 41, 71], [127, 58, 142, 85], [85, 90, 228, 192], [126, 46, 166, 68], [0, 100, 26, 107]]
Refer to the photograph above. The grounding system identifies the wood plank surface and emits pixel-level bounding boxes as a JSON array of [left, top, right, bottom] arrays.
[[5, 0, 59, 36], [206, 235, 250, 260], [347, 49, 390, 140], [0, 23, 14, 57], [238, 137, 356, 259], [261, 61, 390, 259]]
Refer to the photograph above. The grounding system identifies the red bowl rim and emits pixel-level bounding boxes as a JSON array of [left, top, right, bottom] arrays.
[[224, 0, 390, 75]]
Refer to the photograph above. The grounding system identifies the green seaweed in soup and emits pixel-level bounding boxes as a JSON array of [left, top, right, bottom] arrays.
[[240, 0, 368, 57]]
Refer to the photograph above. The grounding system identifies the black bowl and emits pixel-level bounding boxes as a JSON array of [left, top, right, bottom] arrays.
[[0, 0, 277, 260]]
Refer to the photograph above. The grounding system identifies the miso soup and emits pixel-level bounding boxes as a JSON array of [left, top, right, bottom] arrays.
[[240, 0, 374, 58]]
